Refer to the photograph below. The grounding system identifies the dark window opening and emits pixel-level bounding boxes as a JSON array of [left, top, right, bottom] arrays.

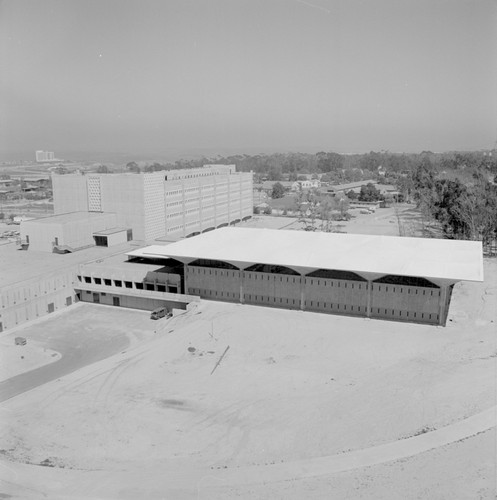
[[245, 263, 299, 275], [94, 277, 102, 285], [135, 282, 144, 289], [84, 276, 91, 283], [374, 275, 439, 288], [190, 258, 238, 270], [124, 281, 132, 288], [306, 269, 367, 281], [114, 280, 122, 287], [94, 235, 108, 247], [104, 279, 112, 286]]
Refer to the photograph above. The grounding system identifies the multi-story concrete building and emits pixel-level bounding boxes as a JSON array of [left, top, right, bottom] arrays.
[[52, 165, 253, 242], [35, 150, 56, 162]]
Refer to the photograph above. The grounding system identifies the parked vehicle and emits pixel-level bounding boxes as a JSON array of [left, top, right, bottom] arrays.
[[15, 337, 27, 345], [150, 307, 169, 320]]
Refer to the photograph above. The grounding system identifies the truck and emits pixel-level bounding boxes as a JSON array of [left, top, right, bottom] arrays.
[[150, 307, 170, 320]]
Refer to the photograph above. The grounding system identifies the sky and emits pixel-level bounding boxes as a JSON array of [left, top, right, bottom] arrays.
[[1, 0, 496, 161]]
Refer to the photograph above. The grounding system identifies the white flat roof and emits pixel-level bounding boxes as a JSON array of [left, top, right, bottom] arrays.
[[126, 228, 484, 282]]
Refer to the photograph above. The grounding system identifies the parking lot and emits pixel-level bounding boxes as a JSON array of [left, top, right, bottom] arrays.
[[0, 303, 155, 402]]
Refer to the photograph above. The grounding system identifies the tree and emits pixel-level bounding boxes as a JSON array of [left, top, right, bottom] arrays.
[[316, 152, 344, 173], [358, 183, 382, 202], [346, 190, 358, 200], [97, 165, 110, 173], [271, 182, 286, 199], [126, 161, 140, 173], [263, 206, 272, 215]]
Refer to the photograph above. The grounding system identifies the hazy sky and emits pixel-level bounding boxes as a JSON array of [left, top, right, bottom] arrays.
[[1, 0, 496, 160]]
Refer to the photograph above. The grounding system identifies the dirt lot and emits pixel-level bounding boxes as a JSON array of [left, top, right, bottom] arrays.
[[0, 258, 495, 499], [241, 204, 434, 238]]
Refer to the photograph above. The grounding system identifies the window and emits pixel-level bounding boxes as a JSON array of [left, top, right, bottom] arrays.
[[94, 235, 108, 247], [135, 282, 144, 290], [104, 279, 112, 286], [94, 277, 102, 285], [124, 281, 132, 288], [84, 276, 91, 283], [114, 280, 122, 287]]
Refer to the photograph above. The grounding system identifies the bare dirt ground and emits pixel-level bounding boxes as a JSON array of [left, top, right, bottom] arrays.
[[240, 204, 434, 237], [0, 257, 495, 499]]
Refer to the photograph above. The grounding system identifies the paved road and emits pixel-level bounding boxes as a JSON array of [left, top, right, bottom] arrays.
[[0, 318, 129, 403]]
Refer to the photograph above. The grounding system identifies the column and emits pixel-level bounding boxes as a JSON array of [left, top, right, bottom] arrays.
[[183, 265, 189, 295], [300, 275, 305, 311], [239, 270, 245, 304], [438, 285, 447, 326], [366, 280, 372, 318]]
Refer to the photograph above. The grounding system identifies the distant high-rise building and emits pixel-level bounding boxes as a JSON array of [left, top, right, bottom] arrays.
[[52, 165, 253, 241], [35, 150, 56, 162]]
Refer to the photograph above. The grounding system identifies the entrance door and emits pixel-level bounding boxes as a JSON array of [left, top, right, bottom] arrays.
[[93, 293, 100, 303], [113, 296, 120, 307]]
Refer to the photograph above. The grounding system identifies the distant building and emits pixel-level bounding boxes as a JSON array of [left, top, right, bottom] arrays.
[[35, 150, 56, 163], [51, 165, 253, 241]]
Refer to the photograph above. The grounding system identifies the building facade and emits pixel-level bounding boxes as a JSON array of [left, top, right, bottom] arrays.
[[76, 228, 483, 327], [35, 150, 55, 162], [52, 165, 253, 241]]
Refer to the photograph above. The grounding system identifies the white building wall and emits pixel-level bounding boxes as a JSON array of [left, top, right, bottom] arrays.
[[98, 175, 146, 240], [143, 173, 166, 240], [21, 221, 62, 252], [52, 174, 89, 214], [0, 268, 77, 331]]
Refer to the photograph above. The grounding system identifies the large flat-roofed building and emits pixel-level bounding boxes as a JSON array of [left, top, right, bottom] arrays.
[[0, 241, 140, 332], [52, 165, 253, 241], [20, 212, 128, 252], [118, 228, 483, 326]]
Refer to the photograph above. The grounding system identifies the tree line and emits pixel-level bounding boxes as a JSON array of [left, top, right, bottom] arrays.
[[412, 163, 497, 244]]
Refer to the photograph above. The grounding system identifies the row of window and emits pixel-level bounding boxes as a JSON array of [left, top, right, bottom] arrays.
[[374, 285, 439, 296], [189, 288, 239, 299], [80, 275, 141, 289], [78, 275, 180, 294], [372, 308, 438, 321]]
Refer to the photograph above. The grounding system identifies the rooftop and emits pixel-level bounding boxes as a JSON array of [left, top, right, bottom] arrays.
[[127, 227, 484, 283], [328, 180, 378, 191], [23, 212, 116, 225], [93, 227, 128, 236], [0, 241, 141, 288]]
